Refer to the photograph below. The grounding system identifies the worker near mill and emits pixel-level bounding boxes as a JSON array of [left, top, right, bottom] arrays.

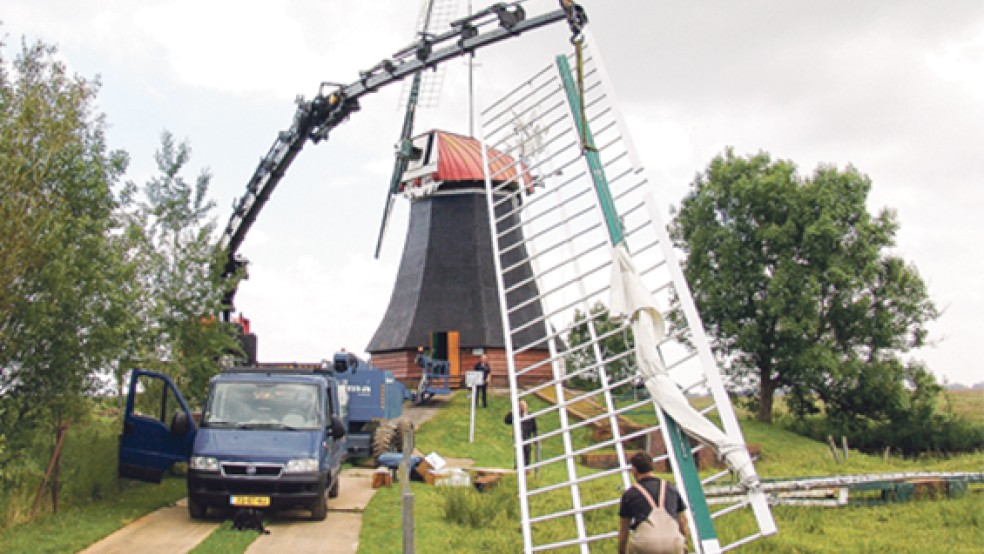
[[617, 450, 688, 554], [503, 400, 538, 466], [473, 354, 492, 408]]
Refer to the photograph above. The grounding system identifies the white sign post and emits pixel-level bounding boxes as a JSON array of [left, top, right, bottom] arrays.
[[465, 370, 483, 443]]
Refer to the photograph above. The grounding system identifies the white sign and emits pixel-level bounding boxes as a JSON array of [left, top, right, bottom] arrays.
[[465, 370, 484, 387]]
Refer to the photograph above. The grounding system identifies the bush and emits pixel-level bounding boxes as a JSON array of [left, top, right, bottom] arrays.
[[440, 477, 519, 528], [784, 411, 984, 457], [0, 403, 122, 527], [56, 418, 121, 504]]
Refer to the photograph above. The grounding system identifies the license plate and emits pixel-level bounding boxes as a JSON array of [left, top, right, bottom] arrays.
[[230, 495, 270, 507]]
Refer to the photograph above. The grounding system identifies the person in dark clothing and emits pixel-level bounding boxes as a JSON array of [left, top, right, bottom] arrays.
[[503, 400, 538, 466], [473, 354, 491, 408], [617, 451, 688, 554]]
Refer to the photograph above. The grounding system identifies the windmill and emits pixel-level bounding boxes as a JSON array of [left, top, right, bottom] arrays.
[[365, 1, 553, 389]]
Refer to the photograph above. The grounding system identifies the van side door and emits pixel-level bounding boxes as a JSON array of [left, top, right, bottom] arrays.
[[118, 369, 196, 483], [325, 381, 347, 471]]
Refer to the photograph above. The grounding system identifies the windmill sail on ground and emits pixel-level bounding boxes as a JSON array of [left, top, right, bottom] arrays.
[[478, 32, 777, 553]]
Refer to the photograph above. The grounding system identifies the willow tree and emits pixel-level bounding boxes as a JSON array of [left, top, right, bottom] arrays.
[[669, 149, 938, 423], [0, 38, 132, 458]]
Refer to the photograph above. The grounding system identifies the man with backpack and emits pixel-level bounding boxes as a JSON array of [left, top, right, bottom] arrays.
[[617, 451, 689, 554]]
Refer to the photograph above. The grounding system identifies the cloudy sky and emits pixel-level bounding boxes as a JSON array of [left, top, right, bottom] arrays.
[[5, 1, 982, 386]]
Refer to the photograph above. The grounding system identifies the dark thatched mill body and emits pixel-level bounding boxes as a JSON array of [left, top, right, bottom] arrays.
[[367, 130, 550, 388]]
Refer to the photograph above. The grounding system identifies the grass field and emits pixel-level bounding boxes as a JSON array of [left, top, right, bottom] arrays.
[[359, 390, 984, 553], [0, 478, 187, 554], [944, 389, 984, 426], [1, 389, 980, 553]]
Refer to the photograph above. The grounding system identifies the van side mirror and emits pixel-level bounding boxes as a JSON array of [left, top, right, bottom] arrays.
[[170, 411, 191, 435], [330, 416, 346, 440]]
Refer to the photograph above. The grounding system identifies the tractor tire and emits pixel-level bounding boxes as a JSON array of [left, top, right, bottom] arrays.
[[372, 418, 408, 463]]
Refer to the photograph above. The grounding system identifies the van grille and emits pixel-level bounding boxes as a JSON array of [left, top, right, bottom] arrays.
[[221, 462, 283, 478]]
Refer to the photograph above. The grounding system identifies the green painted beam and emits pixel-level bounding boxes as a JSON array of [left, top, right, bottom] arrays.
[[556, 52, 719, 548], [555, 55, 624, 247]]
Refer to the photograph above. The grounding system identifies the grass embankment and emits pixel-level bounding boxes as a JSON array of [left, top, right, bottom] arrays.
[[359, 391, 984, 553], [946, 389, 984, 426], [1, 390, 980, 553], [0, 478, 186, 553], [0, 406, 192, 553]]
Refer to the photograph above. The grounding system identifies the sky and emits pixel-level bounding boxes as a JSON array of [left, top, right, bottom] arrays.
[[4, 0, 982, 386]]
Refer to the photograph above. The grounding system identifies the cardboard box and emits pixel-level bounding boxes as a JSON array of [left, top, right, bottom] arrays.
[[473, 473, 502, 492], [414, 459, 434, 483], [372, 468, 392, 489]]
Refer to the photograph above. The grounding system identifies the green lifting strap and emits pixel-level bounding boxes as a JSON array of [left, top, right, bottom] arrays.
[[555, 53, 719, 548]]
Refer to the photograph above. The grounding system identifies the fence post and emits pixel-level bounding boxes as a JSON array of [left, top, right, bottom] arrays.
[[401, 422, 415, 554], [827, 435, 841, 463]]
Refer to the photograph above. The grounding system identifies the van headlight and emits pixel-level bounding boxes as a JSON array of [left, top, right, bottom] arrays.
[[190, 456, 219, 472], [284, 458, 319, 473]]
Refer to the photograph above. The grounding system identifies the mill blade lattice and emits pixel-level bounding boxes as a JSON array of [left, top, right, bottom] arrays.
[[397, 0, 459, 110], [478, 33, 777, 553]]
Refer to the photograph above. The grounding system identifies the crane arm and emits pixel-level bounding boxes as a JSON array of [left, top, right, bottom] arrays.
[[219, 1, 587, 317]]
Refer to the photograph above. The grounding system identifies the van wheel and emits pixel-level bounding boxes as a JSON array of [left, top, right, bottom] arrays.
[[310, 491, 328, 521], [372, 418, 408, 462], [188, 496, 207, 519], [328, 476, 340, 499]]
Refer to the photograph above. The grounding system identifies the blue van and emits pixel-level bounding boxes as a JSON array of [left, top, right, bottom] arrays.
[[118, 367, 348, 520]]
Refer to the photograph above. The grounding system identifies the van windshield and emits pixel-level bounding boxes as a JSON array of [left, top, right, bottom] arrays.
[[202, 382, 322, 430]]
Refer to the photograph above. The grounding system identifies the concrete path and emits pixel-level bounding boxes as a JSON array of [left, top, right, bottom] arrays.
[[245, 468, 379, 554], [80, 499, 219, 554]]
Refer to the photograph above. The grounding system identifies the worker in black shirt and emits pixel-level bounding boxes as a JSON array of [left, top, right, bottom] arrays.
[[473, 354, 491, 408], [617, 450, 688, 554], [503, 400, 538, 466]]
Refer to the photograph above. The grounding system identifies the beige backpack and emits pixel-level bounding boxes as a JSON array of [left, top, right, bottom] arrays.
[[628, 480, 686, 554]]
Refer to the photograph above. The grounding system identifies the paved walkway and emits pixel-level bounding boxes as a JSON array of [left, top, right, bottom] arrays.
[[245, 468, 378, 554], [80, 499, 219, 554]]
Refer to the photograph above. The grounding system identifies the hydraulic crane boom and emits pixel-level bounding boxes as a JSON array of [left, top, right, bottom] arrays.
[[218, 1, 587, 319]]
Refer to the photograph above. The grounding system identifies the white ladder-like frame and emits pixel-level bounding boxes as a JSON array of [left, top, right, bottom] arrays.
[[478, 33, 777, 553]]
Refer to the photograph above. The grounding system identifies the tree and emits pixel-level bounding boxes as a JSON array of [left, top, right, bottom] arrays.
[[669, 148, 938, 423], [566, 301, 638, 395], [118, 132, 240, 404], [0, 37, 132, 473], [0, 37, 239, 516]]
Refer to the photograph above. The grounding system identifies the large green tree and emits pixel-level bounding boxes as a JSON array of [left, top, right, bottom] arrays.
[[0, 38, 132, 449], [0, 36, 239, 517], [669, 149, 938, 423]]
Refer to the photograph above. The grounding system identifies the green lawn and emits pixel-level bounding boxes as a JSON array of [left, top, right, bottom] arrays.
[[359, 390, 984, 553], [2, 389, 980, 553], [0, 478, 187, 554]]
